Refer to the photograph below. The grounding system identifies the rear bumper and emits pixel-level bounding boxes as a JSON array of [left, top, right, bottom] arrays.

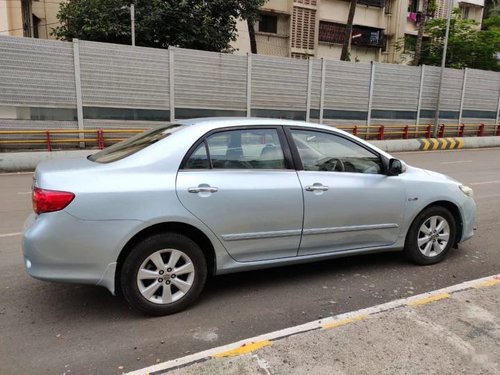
[[22, 211, 141, 293]]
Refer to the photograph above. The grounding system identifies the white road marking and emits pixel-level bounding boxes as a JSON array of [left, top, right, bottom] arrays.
[[253, 354, 272, 375], [126, 274, 500, 375], [0, 232, 22, 238], [440, 160, 472, 164], [470, 180, 500, 186]]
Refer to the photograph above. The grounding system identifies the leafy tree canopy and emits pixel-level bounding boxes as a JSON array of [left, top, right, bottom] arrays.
[[420, 9, 500, 71], [53, 0, 266, 52]]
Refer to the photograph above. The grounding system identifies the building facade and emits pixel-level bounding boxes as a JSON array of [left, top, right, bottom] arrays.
[[0, 0, 62, 39], [232, 0, 485, 63], [0, 0, 485, 62]]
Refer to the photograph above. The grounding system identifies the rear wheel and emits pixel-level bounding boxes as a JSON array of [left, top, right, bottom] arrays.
[[121, 233, 207, 315], [404, 206, 456, 265]]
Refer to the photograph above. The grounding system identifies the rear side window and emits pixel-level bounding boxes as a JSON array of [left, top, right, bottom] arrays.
[[183, 128, 287, 170], [89, 124, 183, 163]]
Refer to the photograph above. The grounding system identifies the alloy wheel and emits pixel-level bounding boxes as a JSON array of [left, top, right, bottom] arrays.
[[417, 215, 450, 258], [136, 249, 195, 304]]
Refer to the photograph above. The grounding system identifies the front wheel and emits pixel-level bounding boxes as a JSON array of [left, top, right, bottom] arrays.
[[121, 233, 207, 315], [404, 206, 457, 265]]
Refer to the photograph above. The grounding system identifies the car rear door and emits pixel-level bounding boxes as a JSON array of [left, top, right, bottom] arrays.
[[176, 126, 304, 262], [288, 128, 407, 256]]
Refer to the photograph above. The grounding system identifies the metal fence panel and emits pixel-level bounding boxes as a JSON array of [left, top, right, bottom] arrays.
[[82, 119, 160, 131], [463, 68, 500, 119], [323, 60, 371, 112], [79, 40, 170, 109], [1, 35, 500, 137], [174, 48, 247, 111], [421, 65, 441, 112], [440, 68, 463, 113], [0, 119, 77, 130], [251, 54, 309, 110], [372, 63, 420, 112], [0, 36, 76, 107], [310, 59, 323, 112]]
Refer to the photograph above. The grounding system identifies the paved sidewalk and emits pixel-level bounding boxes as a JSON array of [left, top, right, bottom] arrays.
[[129, 275, 500, 375]]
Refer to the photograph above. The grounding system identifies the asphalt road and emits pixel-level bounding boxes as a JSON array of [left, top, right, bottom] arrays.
[[1, 148, 499, 375]]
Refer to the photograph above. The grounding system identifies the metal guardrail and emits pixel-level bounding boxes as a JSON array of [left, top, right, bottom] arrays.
[[0, 124, 499, 151], [0, 129, 143, 151], [336, 123, 500, 140]]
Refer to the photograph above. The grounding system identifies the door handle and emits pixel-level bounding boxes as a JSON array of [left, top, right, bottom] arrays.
[[305, 184, 329, 192], [188, 186, 218, 193]]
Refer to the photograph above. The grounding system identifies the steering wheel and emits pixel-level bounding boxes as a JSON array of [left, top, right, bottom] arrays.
[[318, 157, 344, 172]]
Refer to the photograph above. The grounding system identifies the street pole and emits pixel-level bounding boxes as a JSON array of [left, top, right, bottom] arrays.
[[433, 0, 453, 137], [130, 4, 135, 46]]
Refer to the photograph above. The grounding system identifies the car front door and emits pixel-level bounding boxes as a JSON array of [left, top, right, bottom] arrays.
[[288, 128, 407, 256], [176, 127, 304, 262]]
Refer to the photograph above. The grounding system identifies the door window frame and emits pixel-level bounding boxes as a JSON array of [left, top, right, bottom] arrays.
[[179, 125, 296, 171]]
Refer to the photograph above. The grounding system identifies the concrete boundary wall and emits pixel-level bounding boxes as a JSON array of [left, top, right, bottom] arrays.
[[1, 137, 499, 172]]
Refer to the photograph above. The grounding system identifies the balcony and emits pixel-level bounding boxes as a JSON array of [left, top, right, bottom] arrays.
[[319, 21, 385, 49], [358, 0, 386, 8], [352, 26, 385, 48], [457, 0, 484, 6]]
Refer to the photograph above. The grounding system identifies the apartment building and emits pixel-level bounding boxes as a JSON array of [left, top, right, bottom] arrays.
[[455, 0, 484, 23], [0, 0, 484, 62], [0, 0, 62, 39], [232, 0, 485, 63]]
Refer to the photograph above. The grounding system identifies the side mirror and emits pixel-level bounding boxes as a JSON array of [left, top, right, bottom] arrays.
[[387, 158, 403, 176]]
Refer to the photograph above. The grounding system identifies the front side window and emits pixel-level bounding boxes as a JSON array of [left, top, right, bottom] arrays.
[[291, 129, 383, 174], [184, 128, 286, 170]]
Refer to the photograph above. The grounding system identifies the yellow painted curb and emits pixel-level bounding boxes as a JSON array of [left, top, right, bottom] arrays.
[[322, 315, 367, 330], [447, 137, 456, 149], [430, 138, 439, 150], [211, 340, 272, 358], [408, 293, 450, 306], [473, 279, 500, 288], [418, 138, 464, 151], [421, 139, 430, 151]]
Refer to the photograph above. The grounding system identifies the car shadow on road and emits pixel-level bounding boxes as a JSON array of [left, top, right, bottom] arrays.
[[203, 251, 408, 295], [17, 247, 468, 320]]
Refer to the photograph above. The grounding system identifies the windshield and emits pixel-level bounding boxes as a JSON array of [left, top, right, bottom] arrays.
[[88, 124, 184, 163]]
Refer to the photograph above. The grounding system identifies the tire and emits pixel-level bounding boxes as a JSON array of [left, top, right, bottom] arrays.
[[121, 233, 207, 316], [404, 206, 457, 265]]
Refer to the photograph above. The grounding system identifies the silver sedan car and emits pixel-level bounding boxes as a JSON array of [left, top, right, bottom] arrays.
[[23, 118, 476, 315]]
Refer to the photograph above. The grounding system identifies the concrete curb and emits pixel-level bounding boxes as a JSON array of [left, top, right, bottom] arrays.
[[126, 274, 500, 375], [0, 150, 92, 172], [371, 135, 500, 153], [1, 136, 500, 172]]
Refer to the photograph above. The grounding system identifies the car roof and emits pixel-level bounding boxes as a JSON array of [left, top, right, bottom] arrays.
[[176, 117, 328, 129]]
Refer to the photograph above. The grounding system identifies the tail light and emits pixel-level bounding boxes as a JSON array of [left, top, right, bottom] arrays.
[[32, 187, 75, 214]]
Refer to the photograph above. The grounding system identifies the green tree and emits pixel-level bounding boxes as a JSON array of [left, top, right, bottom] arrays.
[[53, 0, 265, 52], [239, 0, 267, 54], [484, 0, 500, 18], [413, 0, 429, 66], [340, 0, 358, 61], [420, 9, 500, 71]]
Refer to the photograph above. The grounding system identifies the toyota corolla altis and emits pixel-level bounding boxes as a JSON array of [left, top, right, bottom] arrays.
[[23, 118, 476, 315]]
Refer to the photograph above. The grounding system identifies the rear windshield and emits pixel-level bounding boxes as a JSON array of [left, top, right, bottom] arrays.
[[88, 124, 184, 163]]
